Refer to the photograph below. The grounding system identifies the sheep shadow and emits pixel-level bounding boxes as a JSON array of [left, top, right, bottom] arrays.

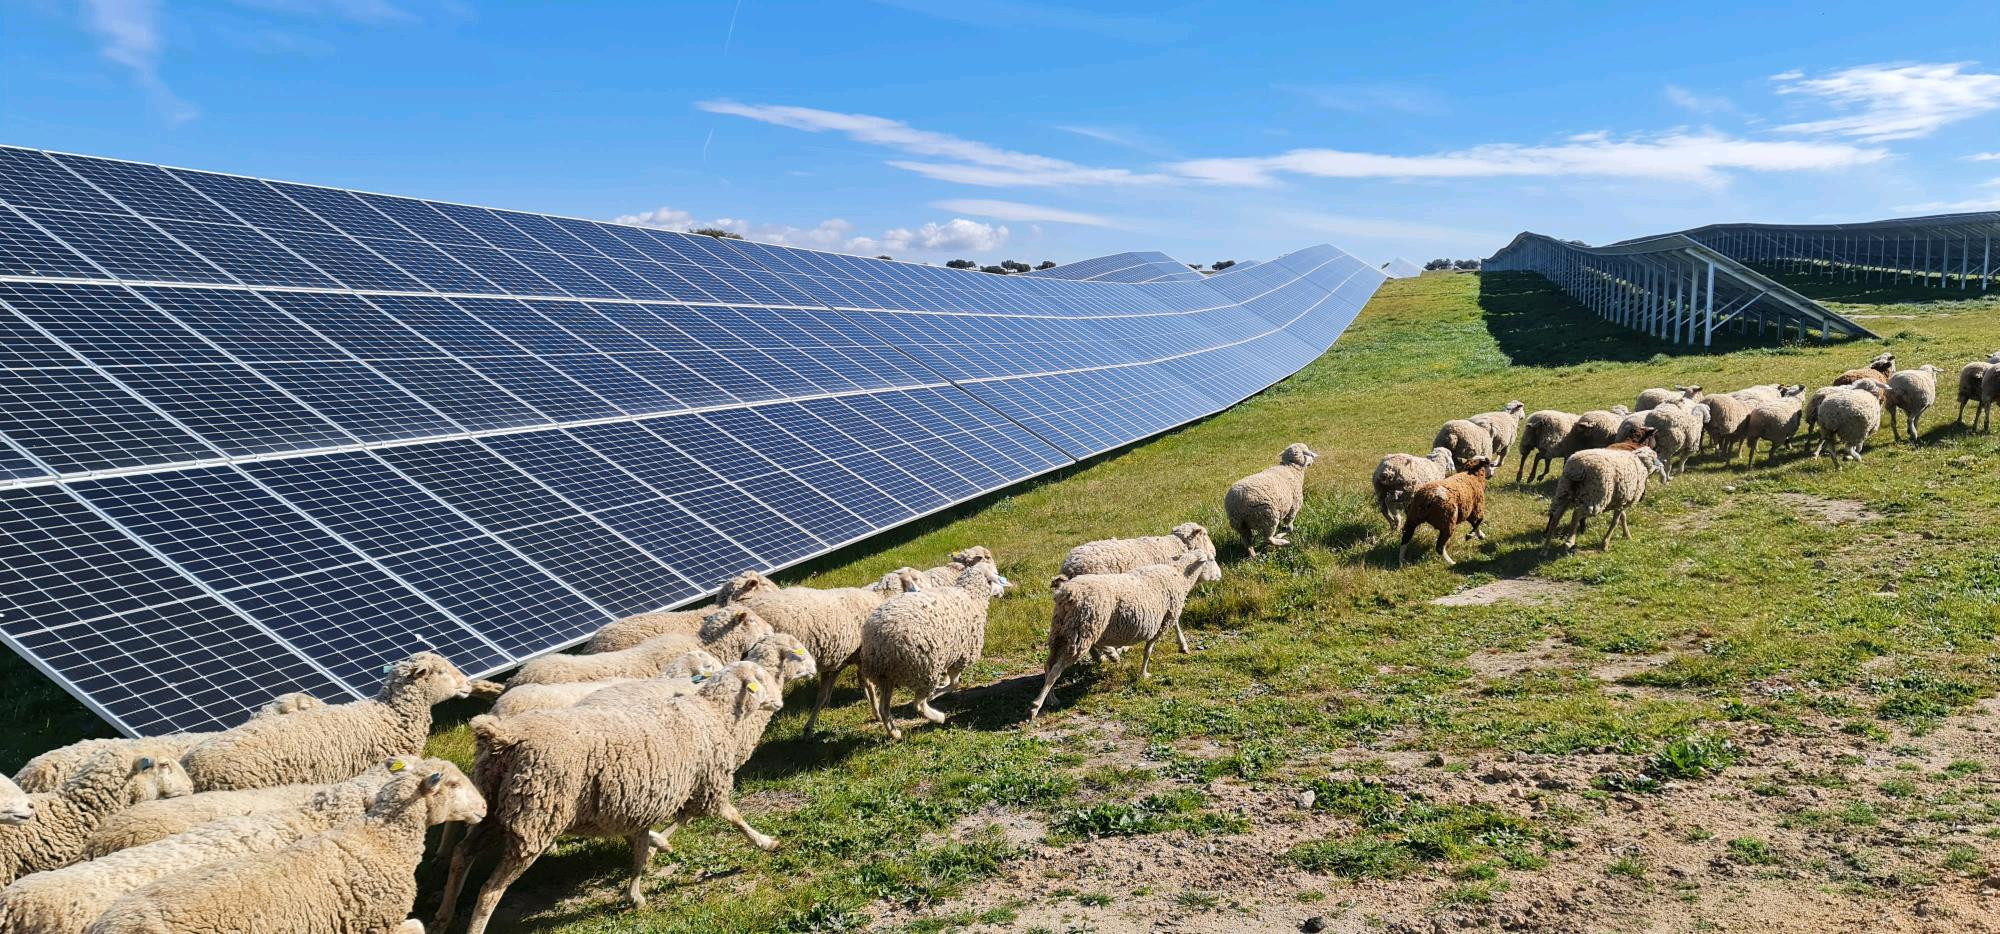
[[1478, 271, 1769, 367]]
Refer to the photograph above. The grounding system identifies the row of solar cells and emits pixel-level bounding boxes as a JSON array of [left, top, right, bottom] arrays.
[[1, 147, 1240, 318], [0, 382, 1070, 731], [1019, 250, 1208, 284]]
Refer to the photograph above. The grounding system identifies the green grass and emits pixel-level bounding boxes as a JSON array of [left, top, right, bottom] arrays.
[[8, 271, 2000, 930]]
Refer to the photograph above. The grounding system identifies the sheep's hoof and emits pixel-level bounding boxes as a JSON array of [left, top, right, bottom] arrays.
[[649, 830, 671, 848], [752, 833, 779, 852]]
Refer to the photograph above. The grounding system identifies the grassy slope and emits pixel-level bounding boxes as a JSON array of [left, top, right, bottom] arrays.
[[6, 271, 1999, 931]]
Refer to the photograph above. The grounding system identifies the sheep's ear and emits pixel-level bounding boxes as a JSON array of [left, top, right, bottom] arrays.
[[424, 772, 445, 789], [137, 756, 155, 771]]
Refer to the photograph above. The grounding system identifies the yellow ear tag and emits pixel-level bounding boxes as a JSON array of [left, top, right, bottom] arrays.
[[388, 759, 406, 772], [745, 681, 760, 692]]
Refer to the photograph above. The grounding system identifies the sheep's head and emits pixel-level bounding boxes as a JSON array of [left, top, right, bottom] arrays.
[[663, 648, 726, 683], [1632, 446, 1667, 481], [715, 570, 773, 606], [699, 605, 769, 645], [1460, 457, 1494, 478], [1177, 549, 1223, 584], [0, 775, 30, 825], [1426, 446, 1456, 471], [703, 662, 784, 716], [1780, 384, 1806, 397], [953, 561, 1006, 599], [742, 633, 817, 685], [122, 753, 192, 805], [1678, 385, 1704, 401], [1869, 352, 1895, 373], [1986, 351, 2000, 364], [381, 758, 485, 826], [948, 545, 994, 568], [1917, 364, 1940, 376], [1279, 443, 1319, 468], [383, 651, 472, 703], [1610, 404, 1630, 416], [1627, 426, 1659, 448], [872, 567, 923, 594]]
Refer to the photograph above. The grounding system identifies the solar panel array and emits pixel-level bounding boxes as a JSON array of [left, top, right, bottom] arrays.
[[0, 145, 1384, 736], [1381, 258, 1423, 279], [1021, 250, 1206, 283]]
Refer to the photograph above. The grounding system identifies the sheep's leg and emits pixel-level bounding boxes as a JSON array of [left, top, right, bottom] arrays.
[[626, 832, 653, 907], [916, 683, 949, 724], [435, 817, 491, 930], [801, 662, 845, 737], [1171, 613, 1190, 654], [1435, 523, 1455, 565], [461, 835, 548, 934], [648, 816, 686, 850], [1889, 411, 1902, 442], [1466, 517, 1486, 541], [866, 676, 902, 741], [1028, 654, 1074, 720], [1514, 452, 1528, 484], [1566, 513, 1585, 551], [1235, 521, 1258, 558], [397, 921, 426, 934], [1599, 511, 1619, 549], [1397, 521, 1418, 567], [1138, 635, 1159, 679], [716, 798, 779, 851], [1617, 509, 1633, 540]]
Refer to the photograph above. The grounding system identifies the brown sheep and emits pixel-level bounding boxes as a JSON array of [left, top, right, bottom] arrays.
[[1604, 426, 1658, 452], [1397, 457, 1494, 567], [1832, 351, 1894, 388]]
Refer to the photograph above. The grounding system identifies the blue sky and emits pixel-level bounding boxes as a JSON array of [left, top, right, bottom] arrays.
[[5, 0, 1999, 267]]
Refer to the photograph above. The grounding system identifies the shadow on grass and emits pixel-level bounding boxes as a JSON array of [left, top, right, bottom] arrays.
[[1479, 271, 1773, 367]]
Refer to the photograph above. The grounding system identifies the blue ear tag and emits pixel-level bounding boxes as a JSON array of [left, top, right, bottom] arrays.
[[690, 673, 707, 683], [382, 664, 395, 675]]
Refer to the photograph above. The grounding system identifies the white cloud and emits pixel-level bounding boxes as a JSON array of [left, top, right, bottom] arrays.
[[81, 0, 197, 123], [613, 206, 1008, 256], [1277, 82, 1448, 116], [933, 199, 1113, 227], [229, 0, 415, 23], [1895, 196, 2000, 213], [1966, 152, 2000, 162], [1169, 131, 1886, 188], [1663, 84, 1733, 114], [1775, 62, 2000, 141], [696, 101, 1174, 188]]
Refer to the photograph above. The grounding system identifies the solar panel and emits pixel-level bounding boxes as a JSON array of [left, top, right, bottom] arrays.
[[1381, 258, 1423, 279], [0, 145, 1384, 736]]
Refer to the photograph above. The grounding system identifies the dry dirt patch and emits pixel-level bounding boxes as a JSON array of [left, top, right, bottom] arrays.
[[1431, 577, 1582, 608], [1773, 492, 1881, 525]]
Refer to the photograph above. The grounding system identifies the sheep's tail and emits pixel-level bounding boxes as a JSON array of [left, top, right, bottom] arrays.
[[467, 679, 506, 700], [469, 714, 514, 751]]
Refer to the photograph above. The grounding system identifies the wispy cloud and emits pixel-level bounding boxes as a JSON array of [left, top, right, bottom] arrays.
[[697, 101, 1174, 187], [1170, 131, 1886, 187], [867, 0, 1189, 44], [1775, 62, 2000, 141], [228, 0, 416, 24], [933, 199, 1114, 227], [1663, 84, 1734, 114], [81, 0, 197, 123], [1966, 152, 2000, 162], [1277, 82, 1448, 116], [612, 206, 1009, 256]]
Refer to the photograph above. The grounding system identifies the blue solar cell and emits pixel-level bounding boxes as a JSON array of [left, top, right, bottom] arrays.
[[169, 170, 338, 234], [452, 297, 595, 355], [21, 208, 232, 284], [0, 486, 210, 635], [595, 496, 757, 594], [230, 562, 505, 691], [258, 228, 426, 292], [360, 237, 497, 293], [151, 219, 341, 289], [462, 356, 620, 421], [0, 206, 107, 278], [353, 193, 485, 246], [483, 431, 656, 511], [110, 364, 353, 456], [136, 287, 349, 362], [496, 515, 692, 615], [253, 361, 460, 441], [52, 155, 239, 224], [379, 439, 579, 530], [361, 357, 547, 431], [670, 481, 820, 566], [76, 467, 364, 592], [267, 183, 410, 240], [0, 147, 126, 213], [243, 451, 485, 555], [0, 367, 220, 473], [0, 281, 231, 366], [379, 537, 604, 656]]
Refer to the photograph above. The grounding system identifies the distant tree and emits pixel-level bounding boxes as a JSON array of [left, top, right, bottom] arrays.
[[1036, 260, 1057, 270], [980, 265, 1008, 274], [1453, 259, 1482, 270], [689, 227, 742, 240], [1424, 258, 1452, 270], [1212, 260, 1235, 270], [875, 255, 893, 261], [945, 259, 978, 270], [1000, 259, 1031, 272]]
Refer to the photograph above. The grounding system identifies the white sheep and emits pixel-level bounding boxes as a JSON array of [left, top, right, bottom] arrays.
[[12, 694, 324, 794], [1053, 523, 1217, 584], [1543, 447, 1667, 552], [1468, 401, 1526, 467], [910, 546, 1010, 594], [1740, 395, 1806, 466], [0, 758, 436, 932], [1636, 385, 1702, 411], [1431, 419, 1494, 467], [489, 648, 724, 718], [1028, 551, 1221, 720], [82, 773, 378, 859], [0, 751, 192, 885], [583, 603, 767, 655], [1645, 401, 1707, 478], [0, 775, 29, 827], [1699, 392, 1754, 461], [1815, 381, 1884, 466], [435, 663, 783, 934], [85, 762, 483, 934], [1372, 447, 1455, 528], [1224, 443, 1318, 557], [180, 652, 470, 792], [1975, 352, 2000, 433], [715, 567, 918, 735], [510, 608, 769, 686], [1552, 408, 1626, 464], [1515, 410, 1579, 483], [1885, 364, 1940, 443], [856, 564, 1003, 740], [1957, 353, 2000, 427]]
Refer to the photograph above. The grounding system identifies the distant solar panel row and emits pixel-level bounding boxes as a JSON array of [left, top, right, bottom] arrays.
[[1021, 250, 1206, 283], [0, 146, 1383, 735]]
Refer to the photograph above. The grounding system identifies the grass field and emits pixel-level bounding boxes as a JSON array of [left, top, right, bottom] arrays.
[[7, 270, 2000, 931]]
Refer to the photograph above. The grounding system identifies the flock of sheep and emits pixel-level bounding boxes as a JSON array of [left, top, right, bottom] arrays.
[[1374, 349, 2000, 560], [1, 344, 1993, 933]]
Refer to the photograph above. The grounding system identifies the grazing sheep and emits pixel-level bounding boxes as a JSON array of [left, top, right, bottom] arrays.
[[2, 758, 440, 932], [1054, 522, 1217, 584], [1802, 385, 1839, 436], [1956, 353, 2000, 426], [11, 694, 324, 795], [1975, 352, 2000, 432], [1398, 457, 1495, 567], [1815, 381, 1885, 466], [1740, 396, 1807, 466], [86, 762, 483, 934], [180, 652, 470, 792], [511, 609, 769, 687], [0, 775, 29, 828], [1515, 410, 1579, 483], [1373, 447, 1455, 529], [856, 564, 1003, 740], [715, 567, 918, 735], [82, 774, 372, 859], [1699, 392, 1755, 460], [1543, 447, 1668, 552], [1636, 385, 1702, 411], [1468, 401, 1526, 466], [1432, 419, 1494, 467], [1885, 364, 1940, 443], [1553, 408, 1626, 463], [1833, 352, 1895, 388], [490, 649, 724, 719], [912, 546, 1010, 594], [1224, 443, 1319, 557], [1645, 401, 1707, 478], [1606, 426, 1658, 452], [1028, 551, 1222, 720], [0, 752, 191, 885], [436, 664, 782, 934], [584, 603, 767, 655]]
